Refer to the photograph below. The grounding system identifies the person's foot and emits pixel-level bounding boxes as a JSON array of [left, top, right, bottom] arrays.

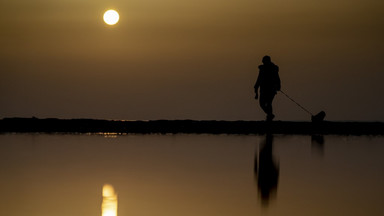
[[266, 114, 275, 121]]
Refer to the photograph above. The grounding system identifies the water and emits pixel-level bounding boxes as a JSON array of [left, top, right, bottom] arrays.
[[0, 134, 383, 216]]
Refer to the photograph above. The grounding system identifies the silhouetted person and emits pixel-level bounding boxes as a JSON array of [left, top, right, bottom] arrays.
[[254, 56, 281, 121], [254, 134, 279, 207]]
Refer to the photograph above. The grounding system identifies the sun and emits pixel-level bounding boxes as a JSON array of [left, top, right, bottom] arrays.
[[103, 9, 119, 25]]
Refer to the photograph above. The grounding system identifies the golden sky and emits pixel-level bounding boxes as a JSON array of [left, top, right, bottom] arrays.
[[1, 0, 383, 120]]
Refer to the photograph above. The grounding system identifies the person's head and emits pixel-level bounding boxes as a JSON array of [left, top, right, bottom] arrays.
[[262, 56, 271, 64]]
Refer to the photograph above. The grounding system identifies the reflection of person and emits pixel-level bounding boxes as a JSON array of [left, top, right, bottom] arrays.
[[254, 134, 279, 207], [254, 56, 281, 121]]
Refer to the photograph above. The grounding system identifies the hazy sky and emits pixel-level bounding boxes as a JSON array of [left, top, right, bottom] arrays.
[[1, 0, 383, 121]]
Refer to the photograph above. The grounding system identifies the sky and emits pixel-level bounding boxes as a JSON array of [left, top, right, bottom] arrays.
[[0, 0, 383, 121]]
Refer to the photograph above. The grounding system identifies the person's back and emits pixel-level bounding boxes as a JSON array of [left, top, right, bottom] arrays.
[[256, 58, 280, 92]]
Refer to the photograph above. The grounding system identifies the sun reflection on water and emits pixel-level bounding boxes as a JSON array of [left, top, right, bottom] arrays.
[[102, 184, 118, 216]]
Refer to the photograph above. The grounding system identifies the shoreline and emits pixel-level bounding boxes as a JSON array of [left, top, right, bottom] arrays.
[[1, 117, 383, 135]]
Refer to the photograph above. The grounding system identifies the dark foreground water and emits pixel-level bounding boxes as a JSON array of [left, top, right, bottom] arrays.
[[0, 134, 383, 216]]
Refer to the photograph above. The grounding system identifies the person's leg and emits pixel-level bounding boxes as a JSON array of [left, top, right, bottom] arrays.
[[266, 93, 275, 115], [261, 92, 275, 121], [259, 94, 268, 115]]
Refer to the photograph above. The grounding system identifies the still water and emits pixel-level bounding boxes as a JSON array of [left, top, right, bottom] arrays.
[[0, 134, 383, 216]]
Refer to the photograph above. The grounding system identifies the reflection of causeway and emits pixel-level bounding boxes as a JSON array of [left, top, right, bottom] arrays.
[[254, 134, 279, 207]]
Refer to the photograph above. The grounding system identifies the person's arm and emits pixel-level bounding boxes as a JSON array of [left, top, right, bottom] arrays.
[[275, 65, 281, 91], [254, 68, 262, 99]]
